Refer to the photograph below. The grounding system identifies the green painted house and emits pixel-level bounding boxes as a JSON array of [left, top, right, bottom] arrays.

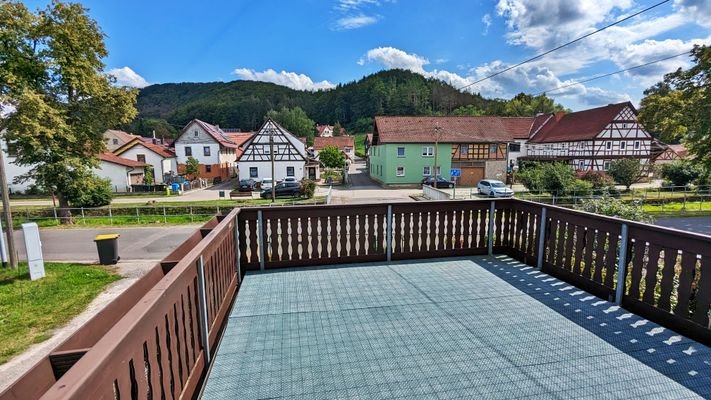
[[369, 116, 516, 187]]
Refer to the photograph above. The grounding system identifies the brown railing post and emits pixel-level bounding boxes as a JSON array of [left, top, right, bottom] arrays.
[[386, 205, 393, 261], [615, 223, 629, 305], [196, 255, 211, 363], [257, 210, 265, 271], [235, 212, 241, 284], [487, 201, 495, 256], [536, 206, 547, 269]]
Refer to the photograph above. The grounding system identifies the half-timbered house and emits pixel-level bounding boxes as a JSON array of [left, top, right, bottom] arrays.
[[523, 102, 653, 172], [237, 119, 308, 182]]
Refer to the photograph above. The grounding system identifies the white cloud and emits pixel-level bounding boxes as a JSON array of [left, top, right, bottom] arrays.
[[482, 14, 492, 35], [674, 0, 711, 27], [335, 0, 379, 12], [232, 68, 335, 91], [361, 46, 429, 73], [334, 14, 379, 30], [107, 66, 149, 88]]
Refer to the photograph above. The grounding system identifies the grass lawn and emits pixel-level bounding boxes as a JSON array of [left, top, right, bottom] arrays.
[[642, 201, 711, 216], [0, 263, 120, 364], [354, 133, 367, 157]]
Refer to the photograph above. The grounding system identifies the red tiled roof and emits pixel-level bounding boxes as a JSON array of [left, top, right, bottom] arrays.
[[316, 125, 331, 135], [314, 136, 355, 150], [99, 152, 146, 167], [139, 137, 174, 146], [225, 132, 255, 158], [181, 119, 239, 148], [667, 144, 689, 158], [528, 102, 633, 143], [105, 129, 139, 143], [374, 116, 515, 144], [500, 117, 537, 140], [115, 138, 176, 158]]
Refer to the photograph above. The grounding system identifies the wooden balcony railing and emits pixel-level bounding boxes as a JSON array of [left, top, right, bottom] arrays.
[[2, 199, 710, 399]]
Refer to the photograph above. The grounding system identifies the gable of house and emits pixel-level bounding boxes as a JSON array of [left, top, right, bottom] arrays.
[[239, 119, 307, 162]]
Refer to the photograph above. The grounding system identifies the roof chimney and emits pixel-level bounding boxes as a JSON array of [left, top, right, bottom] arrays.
[[554, 111, 565, 122]]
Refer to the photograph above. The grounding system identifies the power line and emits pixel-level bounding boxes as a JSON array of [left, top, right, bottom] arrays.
[[458, 0, 671, 91], [534, 50, 691, 96]]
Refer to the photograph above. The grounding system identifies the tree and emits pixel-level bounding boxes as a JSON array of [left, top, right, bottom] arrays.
[[660, 160, 701, 186], [64, 172, 113, 208], [0, 1, 137, 223], [143, 165, 154, 185], [348, 117, 373, 134], [332, 121, 343, 136], [451, 104, 486, 116], [577, 194, 652, 223], [503, 93, 567, 116], [185, 156, 200, 179], [639, 45, 711, 171], [608, 159, 642, 190], [319, 145, 345, 169], [266, 107, 316, 145]]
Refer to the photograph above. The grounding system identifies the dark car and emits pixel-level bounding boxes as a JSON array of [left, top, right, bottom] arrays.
[[238, 179, 257, 192], [260, 182, 304, 198], [421, 175, 454, 188]]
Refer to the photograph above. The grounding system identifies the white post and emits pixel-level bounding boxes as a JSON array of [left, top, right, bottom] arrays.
[[257, 210, 265, 271], [537, 207, 547, 269], [488, 201, 495, 256], [615, 223, 629, 305], [386, 205, 393, 261], [196, 256, 211, 363]]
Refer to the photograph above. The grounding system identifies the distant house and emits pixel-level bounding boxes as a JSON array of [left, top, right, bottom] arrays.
[[174, 119, 253, 180], [95, 152, 146, 192], [113, 138, 177, 183], [237, 119, 308, 182], [104, 129, 140, 151], [364, 133, 374, 156], [522, 102, 653, 172], [653, 142, 689, 166], [316, 125, 334, 137], [369, 116, 512, 187], [313, 136, 355, 161]]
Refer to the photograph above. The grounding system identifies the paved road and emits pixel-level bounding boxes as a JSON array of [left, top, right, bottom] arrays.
[[347, 161, 379, 189], [655, 217, 711, 237], [11, 225, 199, 262], [329, 161, 418, 204]]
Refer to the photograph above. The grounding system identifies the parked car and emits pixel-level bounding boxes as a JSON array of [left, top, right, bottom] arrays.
[[238, 179, 257, 192], [260, 178, 274, 191], [260, 182, 304, 198], [283, 177, 298, 183], [421, 175, 454, 188], [477, 179, 514, 197]]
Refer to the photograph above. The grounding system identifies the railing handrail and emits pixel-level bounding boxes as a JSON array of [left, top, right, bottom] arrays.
[[40, 209, 240, 399]]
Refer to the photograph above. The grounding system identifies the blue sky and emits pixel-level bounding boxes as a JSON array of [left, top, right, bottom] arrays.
[[25, 0, 711, 110]]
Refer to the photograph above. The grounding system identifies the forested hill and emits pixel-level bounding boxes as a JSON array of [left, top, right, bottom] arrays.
[[129, 69, 560, 137]]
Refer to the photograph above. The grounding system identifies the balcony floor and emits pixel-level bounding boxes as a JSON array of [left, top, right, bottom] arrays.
[[203, 256, 711, 399]]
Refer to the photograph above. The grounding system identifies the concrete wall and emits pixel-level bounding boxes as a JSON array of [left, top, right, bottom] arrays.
[[485, 160, 508, 182], [422, 185, 452, 200]]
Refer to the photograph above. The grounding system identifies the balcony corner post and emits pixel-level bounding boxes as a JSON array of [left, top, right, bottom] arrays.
[[487, 201, 495, 256], [615, 223, 629, 305], [196, 255, 211, 364], [235, 212, 241, 284], [386, 205, 393, 261], [536, 207, 547, 269], [258, 210, 265, 271]]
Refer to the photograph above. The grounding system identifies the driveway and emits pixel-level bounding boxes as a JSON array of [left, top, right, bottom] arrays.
[[327, 161, 418, 204], [654, 217, 711, 237], [347, 161, 379, 189]]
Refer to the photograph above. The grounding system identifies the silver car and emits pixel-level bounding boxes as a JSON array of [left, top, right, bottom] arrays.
[[477, 179, 514, 197]]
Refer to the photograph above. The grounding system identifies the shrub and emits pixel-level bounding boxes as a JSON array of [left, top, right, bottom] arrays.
[[319, 145, 346, 168], [517, 165, 546, 193], [608, 159, 642, 190], [577, 195, 653, 223], [65, 173, 113, 208], [564, 179, 593, 196], [580, 170, 614, 189], [302, 180, 316, 198], [517, 162, 576, 196], [660, 160, 701, 187]]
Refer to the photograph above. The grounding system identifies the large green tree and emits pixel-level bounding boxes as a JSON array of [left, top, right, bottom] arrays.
[[639, 45, 711, 170], [266, 107, 316, 144], [0, 1, 137, 222], [608, 159, 642, 190], [319, 145, 346, 168]]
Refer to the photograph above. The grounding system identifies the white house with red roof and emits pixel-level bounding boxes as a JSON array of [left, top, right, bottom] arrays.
[[113, 137, 177, 183], [238, 119, 307, 182], [174, 119, 254, 181], [95, 152, 146, 192], [521, 102, 653, 172]]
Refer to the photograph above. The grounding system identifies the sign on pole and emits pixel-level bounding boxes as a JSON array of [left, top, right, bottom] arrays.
[[450, 168, 461, 177]]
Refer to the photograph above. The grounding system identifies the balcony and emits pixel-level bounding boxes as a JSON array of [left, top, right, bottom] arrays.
[[3, 199, 710, 399]]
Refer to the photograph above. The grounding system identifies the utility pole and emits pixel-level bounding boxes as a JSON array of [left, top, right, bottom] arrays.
[[0, 141, 17, 269], [269, 125, 276, 202], [433, 121, 440, 189]]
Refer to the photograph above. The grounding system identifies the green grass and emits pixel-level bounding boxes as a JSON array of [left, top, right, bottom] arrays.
[[0, 263, 120, 364], [354, 133, 367, 158], [642, 201, 711, 216]]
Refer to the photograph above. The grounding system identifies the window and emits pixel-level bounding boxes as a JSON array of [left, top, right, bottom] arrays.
[[396, 167, 405, 177], [508, 143, 521, 152], [112, 138, 119, 145], [423, 166, 432, 176], [249, 167, 258, 178], [344, 147, 352, 153], [397, 147, 406, 157], [460, 144, 469, 157], [620, 141, 626, 150], [634, 141, 640, 150], [286, 166, 295, 177], [194, 130, 199, 137], [204, 146, 211, 156], [184, 146, 192, 157], [436, 166, 441, 175], [489, 144, 498, 153], [136, 154, 146, 163], [422, 146, 433, 156], [603, 161, 610, 171], [263, 145, 270, 154], [606, 141, 612, 150], [579, 160, 585, 170], [205, 165, 212, 173]]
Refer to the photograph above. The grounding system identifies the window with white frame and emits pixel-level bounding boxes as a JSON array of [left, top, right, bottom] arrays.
[[249, 167, 258, 178], [634, 141, 640, 149], [423, 166, 432, 176], [606, 141, 612, 150], [422, 146, 433, 156], [397, 147, 406, 157], [620, 141, 626, 150], [185, 146, 192, 157], [286, 166, 295, 176], [603, 161, 610, 171], [203, 146, 211, 156], [396, 166, 405, 176], [263, 145, 270, 154]]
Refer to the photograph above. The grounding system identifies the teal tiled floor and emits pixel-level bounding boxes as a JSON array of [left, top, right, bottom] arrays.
[[202, 256, 711, 399]]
